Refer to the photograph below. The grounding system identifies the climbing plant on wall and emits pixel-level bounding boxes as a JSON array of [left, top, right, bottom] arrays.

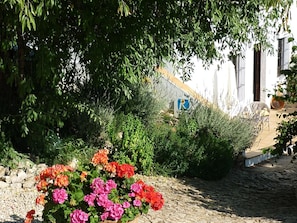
[[273, 38, 297, 156]]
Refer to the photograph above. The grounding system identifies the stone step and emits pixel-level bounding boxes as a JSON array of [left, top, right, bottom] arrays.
[[244, 152, 276, 167]]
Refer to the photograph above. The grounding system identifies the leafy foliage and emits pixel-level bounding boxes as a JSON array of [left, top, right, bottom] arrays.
[[0, 137, 29, 169], [0, 123, 27, 168], [273, 42, 297, 156], [38, 136, 99, 166], [150, 122, 190, 177], [115, 82, 164, 125], [61, 99, 115, 146], [0, 0, 292, 171], [183, 104, 255, 154], [185, 127, 234, 180], [108, 113, 154, 175], [152, 104, 254, 180]]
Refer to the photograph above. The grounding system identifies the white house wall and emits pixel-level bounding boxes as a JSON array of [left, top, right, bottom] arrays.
[[260, 50, 267, 103], [293, 2, 297, 41], [264, 42, 279, 105], [154, 67, 212, 116], [243, 47, 254, 105], [167, 57, 240, 116]]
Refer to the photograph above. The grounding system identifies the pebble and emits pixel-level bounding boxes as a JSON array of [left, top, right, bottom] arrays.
[[1, 156, 297, 222]]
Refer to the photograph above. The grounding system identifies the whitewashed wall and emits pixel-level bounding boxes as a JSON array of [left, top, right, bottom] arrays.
[[290, 1, 297, 42], [264, 42, 279, 105], [243, 48, 255, 105]]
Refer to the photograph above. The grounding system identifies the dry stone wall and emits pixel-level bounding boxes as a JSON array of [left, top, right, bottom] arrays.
[[0, 161, 47, 189]]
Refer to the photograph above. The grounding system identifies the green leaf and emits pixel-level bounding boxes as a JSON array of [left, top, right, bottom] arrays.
[[72, 189, 84, 202], [28, 11, 36, 30], [48, 214, 57, 223], [36, 2, 44, 16], [21, 124, 29, 137], [288, 37, 294, 42], [117, 0, 130, 17]]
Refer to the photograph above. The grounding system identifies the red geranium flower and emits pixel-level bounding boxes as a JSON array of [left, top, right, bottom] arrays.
[[116, 163, 135, 178], [24, 209, 35, 223]]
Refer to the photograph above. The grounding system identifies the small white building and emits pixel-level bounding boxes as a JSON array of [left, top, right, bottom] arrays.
[[160, 2, 297, 117]]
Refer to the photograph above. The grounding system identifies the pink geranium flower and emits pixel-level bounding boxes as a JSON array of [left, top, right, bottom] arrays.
[[91, 178, 105, 194], [131, 182, 142, 193], [70, 209, 89, 223], [128, 192, 135, 197], [106, 203, 124, 220], [52, 188, 68, 204], [122, 201, 131, 208], [84, 193, 96, 206], [96, 194, 113, 208], [133, 199, 142, 207], [100, 212, 109, 221], [105, 179, 117, 193]]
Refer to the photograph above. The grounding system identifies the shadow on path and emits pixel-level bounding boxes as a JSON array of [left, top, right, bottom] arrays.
[[0, 215, 41, 223], [184, 156, 297, 222]]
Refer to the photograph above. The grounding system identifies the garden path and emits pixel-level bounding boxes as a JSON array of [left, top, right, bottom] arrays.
[[246, 104, 297, 159], [137, 156, 297, 223]]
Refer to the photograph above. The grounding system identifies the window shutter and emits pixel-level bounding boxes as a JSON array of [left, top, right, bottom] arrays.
[[283, 37, 291, 69]]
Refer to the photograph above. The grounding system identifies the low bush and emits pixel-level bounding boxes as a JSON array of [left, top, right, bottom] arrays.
[[152, 104, 254, 180], [273, 43, 297, 157], [150, 122, 190, 177], [185, 127, 234, 180], [0, 141, 29, 169], [108, 113, 154, 175], [34, 133, 99, 166], [114, 83, 164, 125], [183, 104, 255, 154], [61, 100, 115, 147], [0, 130, 29, 169]]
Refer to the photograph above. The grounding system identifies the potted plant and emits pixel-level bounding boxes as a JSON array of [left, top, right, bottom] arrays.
[[25, 149, 164, 223], [270, 83, 285, 110]]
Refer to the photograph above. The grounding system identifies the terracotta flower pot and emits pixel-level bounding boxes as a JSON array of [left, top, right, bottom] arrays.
[[270, 96, 285, 110]]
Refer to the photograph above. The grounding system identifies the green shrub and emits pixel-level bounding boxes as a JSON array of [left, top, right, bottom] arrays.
[[184, 104, 255, 154], [185, 127, 234, 180], [35, 132, 98, 166], [115, 83, 164, 125], [177, 104, 253, 179], [274, 117, 297, 156], [150, 122, 190, 176], [108, 113, 154, 174], [0, 131, 29, 169], [151, 104, 254, 180], [273, 44, 297, 156], [61, 100, 115, 146]]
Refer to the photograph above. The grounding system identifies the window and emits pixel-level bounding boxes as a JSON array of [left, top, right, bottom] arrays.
[[277, 37, 290, 76]]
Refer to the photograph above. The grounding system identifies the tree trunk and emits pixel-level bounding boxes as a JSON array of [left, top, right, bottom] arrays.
[[17, 26, 25, 86]]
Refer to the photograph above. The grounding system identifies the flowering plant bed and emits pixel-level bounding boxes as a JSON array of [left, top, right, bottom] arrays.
[[25, 149, 164, 223]]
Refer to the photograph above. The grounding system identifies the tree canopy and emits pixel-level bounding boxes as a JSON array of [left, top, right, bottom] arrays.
[[0, 0, 292, 152]]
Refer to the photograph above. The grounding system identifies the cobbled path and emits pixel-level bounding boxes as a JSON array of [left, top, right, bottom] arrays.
[[138, 156, 297, 223], [1, 156, 297, 223]]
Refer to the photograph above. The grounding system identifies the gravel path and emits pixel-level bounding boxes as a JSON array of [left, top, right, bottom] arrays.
[[1, 156, 297, 223], [0, 188, 42, 223]]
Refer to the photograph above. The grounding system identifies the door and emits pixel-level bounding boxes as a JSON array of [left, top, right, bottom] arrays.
[[253, 45, 261, 101]]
